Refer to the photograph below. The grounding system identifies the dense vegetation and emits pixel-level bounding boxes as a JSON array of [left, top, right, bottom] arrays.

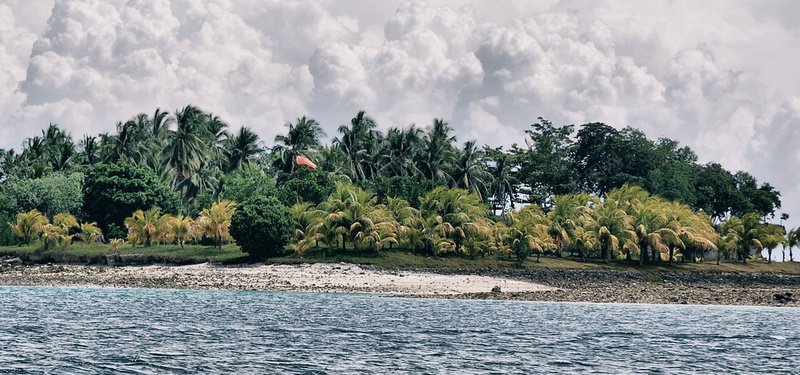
[[0, 106, 793, 265]]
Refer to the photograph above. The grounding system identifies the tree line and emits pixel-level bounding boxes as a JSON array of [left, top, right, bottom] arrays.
[[0, 105, 792, 264]]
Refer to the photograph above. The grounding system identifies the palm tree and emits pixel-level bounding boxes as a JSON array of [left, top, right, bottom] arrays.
[[505, 205, 555, 263], [786, 228, 799, 262], [420, 187, 492, 255], [224, 127, 262, 173], [721, 213, 765, 264], [333, 111, 378, 181], [162, 105, 210, 196], [629, 198, 674, 265], [273, 116, 325, 174], [418, 118, 456, 183], [450, 141, 492, 200], [592, 198, 636, 263], [9, 210, 49, 245], [317, 182, 393, 252], [197, 200, 237, 251], [484, 147, 517, 217], [761, 224, 786, 264], [381, 126, 423, 178], [124, 207, 169, 247], [78, 135, 101, 166]]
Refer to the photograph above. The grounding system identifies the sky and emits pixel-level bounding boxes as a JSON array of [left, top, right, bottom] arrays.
[[0, 1, 799, 233]]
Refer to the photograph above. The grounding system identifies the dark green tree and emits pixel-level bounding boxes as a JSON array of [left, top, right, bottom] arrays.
[[230, 196, 293, 258]]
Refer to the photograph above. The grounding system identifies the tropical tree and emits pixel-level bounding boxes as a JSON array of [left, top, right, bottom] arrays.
[[761, 224, 786, 264], [381, 126, 423, 178], [168, 215, 194, 249], [418, 118, 456, 183], [419, 187, 492, 256], [8, 210, 49, 245], [721, 213, 765, 264], [317, 182, 394, 252], [786, 228, 799, 262], [592, 198, 636, 263], [124, 207, 170, 247], [484, 146, 517, 217], [450, 140, 492, 200], [197, 200, 237, 251], [223, 127, 262, 173], [162, 105, 210, 196], [273, 116, 325, 174], [504, 205, 555, 263], [333, 111, 379, 181]]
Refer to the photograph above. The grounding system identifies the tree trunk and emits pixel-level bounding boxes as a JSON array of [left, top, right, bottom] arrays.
[[716, 250, 720, 265], [791, 247, 794, 262], [536, 252, 540, 263], [768, 249, 772, 264], [342, 234, 346, 252]]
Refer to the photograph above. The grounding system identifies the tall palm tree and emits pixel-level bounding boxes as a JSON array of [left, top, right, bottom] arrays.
[[77, 135, 100, 166], [273, 116, 325, 174], [333, 111, 379, 181], [224, 127, 262, 173], [418, 118, 456, 183], [484, 146, 517, 217], [786, 228, 799, 262], [162, 105, 211, 199], [381, 126, 423, 178], [450, 140, 492, 200]]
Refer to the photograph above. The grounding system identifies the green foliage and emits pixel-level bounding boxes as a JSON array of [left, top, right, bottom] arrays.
[[83, 162, 178, 238], [2, 173, 84, 218], [360, 176, 440, 208], [230, 196, 293, 258], [220, 166, 278, 203], [278, 167, 334, 206]]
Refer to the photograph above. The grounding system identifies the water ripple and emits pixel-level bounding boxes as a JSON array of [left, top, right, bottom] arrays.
[[0, 287, 798, 374]]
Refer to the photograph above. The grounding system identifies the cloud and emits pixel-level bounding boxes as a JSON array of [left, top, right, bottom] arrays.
[[1, 0, 800, 229]]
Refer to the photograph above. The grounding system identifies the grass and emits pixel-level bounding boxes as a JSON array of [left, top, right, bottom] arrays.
[[2, 241, 799, 275], [0, 242, 248, 264]]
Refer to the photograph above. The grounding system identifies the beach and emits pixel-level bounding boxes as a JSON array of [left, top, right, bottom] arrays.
[[1, 262, 798, 307]]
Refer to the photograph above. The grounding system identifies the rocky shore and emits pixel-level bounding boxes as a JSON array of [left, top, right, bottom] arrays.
[[0, 260, 798, 307]]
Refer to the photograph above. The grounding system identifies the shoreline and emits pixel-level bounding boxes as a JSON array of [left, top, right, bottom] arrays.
[[0, 262, 798, 307]]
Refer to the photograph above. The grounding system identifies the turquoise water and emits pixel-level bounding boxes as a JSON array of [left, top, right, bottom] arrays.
[[0, 287, 798, 374]]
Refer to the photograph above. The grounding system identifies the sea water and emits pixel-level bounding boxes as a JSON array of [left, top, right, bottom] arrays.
[[0, 287, 798, 374]]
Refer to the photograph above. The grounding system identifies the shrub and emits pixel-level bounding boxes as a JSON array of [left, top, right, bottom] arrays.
[[230, 196, 292, 259], [83, 163, 178, 237], [3, 173, 83, 219]]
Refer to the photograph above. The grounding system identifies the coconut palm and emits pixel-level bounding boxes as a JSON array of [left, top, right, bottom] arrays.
[[419, 187, 492, 255], [124, 207, 170, 247], [333, 111, 379, 181], [78, 135, 101, 166], [381, 126, 423, 178], [592, 198, 637, 263], [761, 224, 786, 264], [162, 105, 211, 197], [484, 146, 517, 217], [418, 118, 456, 183], [721, 213, 765, 264], [197, 200, 237, 251], [223, 127, 262, 173], [450, 140, 492, 200], [786, 228, 799, 262], [8, 209, 49, 245], [505, 205, 555, 263], [273, 116, 325, 174], [317, 182, 393, 252]]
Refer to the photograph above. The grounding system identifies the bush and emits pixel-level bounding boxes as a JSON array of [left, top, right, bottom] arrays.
[[3, 173, 84, 218], [230, 196, 292, 259], [82, 163, 178, 238]]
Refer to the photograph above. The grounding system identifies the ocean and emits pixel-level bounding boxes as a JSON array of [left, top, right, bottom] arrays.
[[0, 287, 798, 374]]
